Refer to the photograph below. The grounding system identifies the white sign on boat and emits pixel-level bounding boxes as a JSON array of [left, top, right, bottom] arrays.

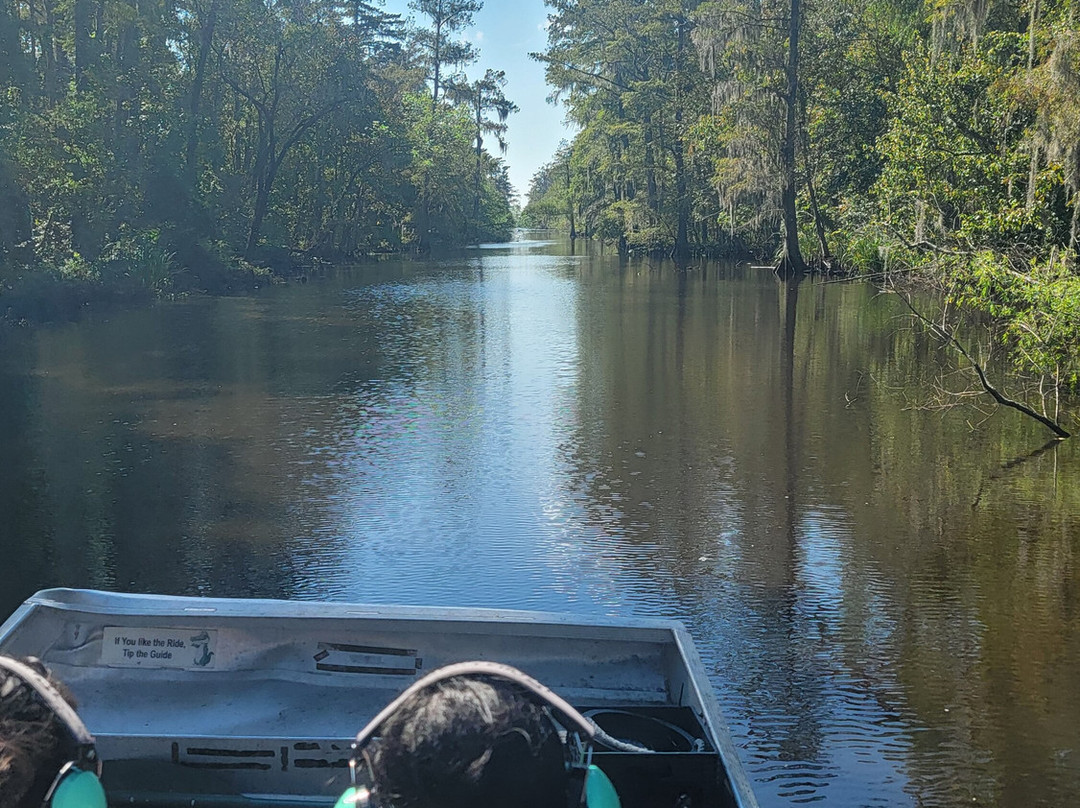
[[100, 627, 219, 669]]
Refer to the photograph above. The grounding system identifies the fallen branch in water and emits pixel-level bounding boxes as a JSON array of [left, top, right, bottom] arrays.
[[889, 289, 1071, 439]]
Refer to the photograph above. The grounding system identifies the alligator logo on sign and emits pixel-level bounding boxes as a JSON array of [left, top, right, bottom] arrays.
[[191, 631, 215, 667]]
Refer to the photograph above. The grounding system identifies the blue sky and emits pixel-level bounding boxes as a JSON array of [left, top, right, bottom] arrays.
[[382, 0, 574, 200]]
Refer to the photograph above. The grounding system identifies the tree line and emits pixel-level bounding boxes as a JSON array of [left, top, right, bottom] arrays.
[[0, 0, 517, 303], [523, 0, 1080, 398]]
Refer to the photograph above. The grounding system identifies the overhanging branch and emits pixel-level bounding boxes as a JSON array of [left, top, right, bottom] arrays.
[[891, 289, 1071, 439]]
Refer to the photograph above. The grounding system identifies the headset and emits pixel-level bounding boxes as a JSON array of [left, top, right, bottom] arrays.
[[334, 661, 621, 808], [0, 656, 107, 808]]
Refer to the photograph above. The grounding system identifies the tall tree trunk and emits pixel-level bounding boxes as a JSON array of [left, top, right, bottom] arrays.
[[673, 15, 690, 263], [417, 176, 432, 251], [0, 155, 32, 262], [644, 117, 659, 215], [247, 161, 276, 257], [780, 0, 807, 277], [1026, 0, 1040, 213], [472, 97, 482, 241], [1026, 141, 1041, 214], [806, 171, 831, 265], [421, 8, 441, 249], [246, 124, 274, 256], [799, 107, 830, 265], [1070, 186, 1080, 256], [1070, 148, 1080, 257], [674, 142, 690, 262], [565, 157, 576, 241], [620, 131, 632, 201], [431, 15, 442, 110], [0, 0, 28, 90], [40, 0, 60, 101], [73, 0, 94, 91], [114, 0, 139, 168], [185, 0, 218, 188]]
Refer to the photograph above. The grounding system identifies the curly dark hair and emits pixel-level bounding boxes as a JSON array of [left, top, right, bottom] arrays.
[[0, 656, 77, 808], [368, 675, 568, 808]]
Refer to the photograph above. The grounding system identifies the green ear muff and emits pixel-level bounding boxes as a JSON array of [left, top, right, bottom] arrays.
[[48, 766, 108, 808], [333, 786, 358, 808], [0, 657, 105, 808], [333, 785, 372, 808], [585, 764, 621, 808]]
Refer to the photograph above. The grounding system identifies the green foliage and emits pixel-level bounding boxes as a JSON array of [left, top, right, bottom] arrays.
[[861, 14, 1080, 394], [409, 0, 482, 106], [535, 0, 713, 255], [98, 230, 177, 293], [444, 68, 518, 242], [11, 94, 115, 263], [832, 230, 889, 274], [950, 250, 1080, 388], [874, 33, 1036, 248], [58, 252, 98, 282], [0, 0, 516, 307], [402, 91, 475, 246]]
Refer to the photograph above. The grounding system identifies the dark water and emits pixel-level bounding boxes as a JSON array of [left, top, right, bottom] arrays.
[[1, 237, 1078, 807]]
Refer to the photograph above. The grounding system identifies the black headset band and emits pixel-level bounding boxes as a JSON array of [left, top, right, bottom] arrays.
[[351, 661, 597, 750], [0, 656, 101, 776]]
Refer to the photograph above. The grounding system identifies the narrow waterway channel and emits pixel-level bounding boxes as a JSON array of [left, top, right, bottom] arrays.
[[1, 235, 1077, 807]]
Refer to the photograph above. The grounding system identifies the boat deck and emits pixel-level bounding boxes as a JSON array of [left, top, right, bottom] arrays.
[[0, 589, 758, 808]]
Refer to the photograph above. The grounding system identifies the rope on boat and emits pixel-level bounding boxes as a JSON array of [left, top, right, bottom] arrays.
[[588, 720, 656, 753]]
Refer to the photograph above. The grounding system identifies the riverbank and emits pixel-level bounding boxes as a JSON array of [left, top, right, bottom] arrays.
[[0, 227, 403, 327], [0, 230, 514, 327], [0, 243, 278, 326]]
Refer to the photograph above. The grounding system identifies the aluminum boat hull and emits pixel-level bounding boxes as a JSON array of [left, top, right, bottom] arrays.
[[0, 588, 759, 808]]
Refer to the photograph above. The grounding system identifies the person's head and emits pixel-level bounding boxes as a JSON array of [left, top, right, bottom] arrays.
[[0, 656, 106, 808], [369, 674, 565, 808], [336, 661, 621, 808]]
